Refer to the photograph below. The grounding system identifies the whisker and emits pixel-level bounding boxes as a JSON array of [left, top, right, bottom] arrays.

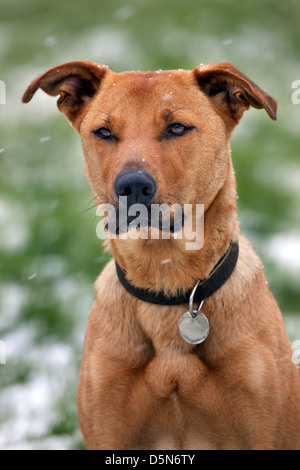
[[166, 188, 203, 205], [88, 213, 99, 229], [215, 157, 244, 177], [76, 193, 105, 217], [76, 203, 99, 217]]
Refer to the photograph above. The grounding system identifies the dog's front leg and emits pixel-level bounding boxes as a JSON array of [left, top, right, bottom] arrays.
[[77, 291, 162, 450]]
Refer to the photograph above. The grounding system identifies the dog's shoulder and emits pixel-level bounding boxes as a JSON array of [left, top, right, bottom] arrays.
[[94, 258, 118, 296]]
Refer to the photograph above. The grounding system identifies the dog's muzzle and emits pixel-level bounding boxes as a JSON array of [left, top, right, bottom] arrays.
[[110, 170, 182, 234]]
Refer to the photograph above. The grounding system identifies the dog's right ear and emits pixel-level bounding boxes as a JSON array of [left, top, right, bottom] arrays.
[[22, 61, 108, 131], [193, 62, 277, 132]]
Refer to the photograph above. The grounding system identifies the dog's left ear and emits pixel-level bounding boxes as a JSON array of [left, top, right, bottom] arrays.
[[194, 62, 277, 130], [22, 61, 108, 130]]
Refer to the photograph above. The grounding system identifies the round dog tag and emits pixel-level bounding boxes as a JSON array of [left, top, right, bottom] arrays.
[[179, 311, 209, 344]]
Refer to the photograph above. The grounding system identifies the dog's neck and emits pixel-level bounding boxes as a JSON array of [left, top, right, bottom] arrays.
[[108, 165, 240, 296]]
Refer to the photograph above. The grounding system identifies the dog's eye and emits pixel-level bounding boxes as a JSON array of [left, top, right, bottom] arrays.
[[92, 127, 113, 140], [167, 123, 194, 138], [171, 123, 187, 135]]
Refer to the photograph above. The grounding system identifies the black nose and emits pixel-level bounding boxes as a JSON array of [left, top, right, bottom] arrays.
[[114, 171, 157, 206]]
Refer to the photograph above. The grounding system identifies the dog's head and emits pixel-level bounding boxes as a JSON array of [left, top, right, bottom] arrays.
[[23, 61, 277, 234]]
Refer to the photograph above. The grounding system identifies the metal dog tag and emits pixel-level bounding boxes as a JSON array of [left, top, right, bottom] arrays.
[[179, 311, 209, 344], [179, 282, 209, 344]]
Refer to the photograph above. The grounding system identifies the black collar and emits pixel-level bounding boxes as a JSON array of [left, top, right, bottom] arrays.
[[115, 241, 239, 306]]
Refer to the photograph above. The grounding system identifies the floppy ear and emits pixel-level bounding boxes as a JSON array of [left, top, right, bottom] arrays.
[[193, 62, 277, 130], [22, 60, 108, 130]]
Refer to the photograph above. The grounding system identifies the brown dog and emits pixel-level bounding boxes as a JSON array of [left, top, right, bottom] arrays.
[[23, 61, 300, 450]]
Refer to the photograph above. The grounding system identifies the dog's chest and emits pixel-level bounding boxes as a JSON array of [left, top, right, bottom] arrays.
[[142, 347, 206, 398], [135, 349, 238, 450]]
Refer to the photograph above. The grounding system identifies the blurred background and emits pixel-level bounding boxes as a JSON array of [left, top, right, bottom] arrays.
[[0, 0, 299, 450]]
